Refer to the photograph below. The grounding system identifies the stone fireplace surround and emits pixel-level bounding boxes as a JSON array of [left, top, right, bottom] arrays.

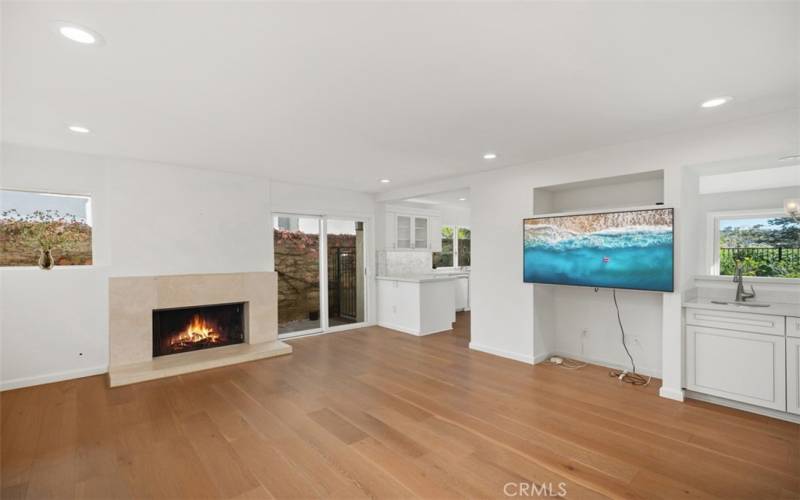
[[108, 272, 291, 387]]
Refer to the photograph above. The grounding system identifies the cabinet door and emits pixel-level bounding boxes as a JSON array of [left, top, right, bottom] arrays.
[[396, 215, 412, 249], [455, 277, 469, 311], [414, 217, 428, 249], [789, 316, 800, 339], [788, 337, 800, 415], [685, 326, 786, 410]]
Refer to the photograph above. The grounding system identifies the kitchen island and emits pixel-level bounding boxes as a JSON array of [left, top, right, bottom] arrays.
[[376, 274, 464, 335]]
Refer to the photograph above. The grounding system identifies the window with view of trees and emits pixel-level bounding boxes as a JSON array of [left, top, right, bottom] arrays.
[[0, 190, 92, 266], [433, 225, 470, 268], [717, 215, 799, 278], [433, 226, 454, 268], [457, 227, 470, 267]]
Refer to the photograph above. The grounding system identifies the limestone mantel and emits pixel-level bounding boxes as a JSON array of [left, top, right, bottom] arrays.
[[108, 272, 290, 387]]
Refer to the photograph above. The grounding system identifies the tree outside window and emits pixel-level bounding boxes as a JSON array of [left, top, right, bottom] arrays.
[[718, 216, 799, 278], [433, 226, 454, 268], [433, 225, 470, 269], [457, 227, 471, 267], [0, 190, 92, 267]]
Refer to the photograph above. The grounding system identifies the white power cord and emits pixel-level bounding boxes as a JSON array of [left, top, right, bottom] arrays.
[[549, 356, 587, 370]]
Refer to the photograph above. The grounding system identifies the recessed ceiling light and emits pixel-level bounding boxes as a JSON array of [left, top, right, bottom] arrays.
[[379, 179, 391, 184], [68, 125, 90, 134], [779, 154, 800, 162], [458, 197, 467, 201], [483, 153, 497, 160], [700, 96, 733, 108], [55, 23, 103, 45]]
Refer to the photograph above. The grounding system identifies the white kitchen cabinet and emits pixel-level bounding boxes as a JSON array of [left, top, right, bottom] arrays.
[[376, 276, 455, 335], [396, 215, 412, 249], [385, 210, 434, 251], [684, 307, 785, 336], [455, 276, 469, 311], [685, 324, 786, 411], [414, 216, 428, 249], [788, 336, 800, 416], [788, 316, 800, 339]]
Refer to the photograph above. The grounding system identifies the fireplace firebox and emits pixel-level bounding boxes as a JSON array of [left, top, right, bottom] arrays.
[[152, 302, 246, 357]]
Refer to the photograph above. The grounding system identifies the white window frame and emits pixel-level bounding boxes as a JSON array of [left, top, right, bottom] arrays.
[[434, 225, 470, 270], [706, 208, 788, 276]]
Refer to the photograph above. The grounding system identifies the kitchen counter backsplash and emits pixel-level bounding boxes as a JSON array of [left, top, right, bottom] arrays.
[[376, 251, 433, 276]]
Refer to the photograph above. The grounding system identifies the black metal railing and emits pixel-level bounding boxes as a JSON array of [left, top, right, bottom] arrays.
[[329, 247, 357, 321], [720, 247, 800, 263]]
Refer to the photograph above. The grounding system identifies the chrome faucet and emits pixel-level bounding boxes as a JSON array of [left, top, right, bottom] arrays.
[[733, 261, 756, 302]]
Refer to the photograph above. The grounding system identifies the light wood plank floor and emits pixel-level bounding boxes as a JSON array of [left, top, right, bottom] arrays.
[[2, 322, 799, 499]]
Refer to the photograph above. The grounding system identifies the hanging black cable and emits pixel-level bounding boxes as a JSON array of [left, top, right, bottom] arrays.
[[608, 289, 650, 386], [613, 288, 636, 373]]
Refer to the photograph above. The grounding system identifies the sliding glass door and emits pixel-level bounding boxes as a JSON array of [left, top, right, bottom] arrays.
[[273, 214, 366, 338], [326, 219, 365, 327], [273, 214, 322, 335]]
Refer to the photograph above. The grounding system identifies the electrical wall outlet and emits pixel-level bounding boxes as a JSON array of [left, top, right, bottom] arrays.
[[580, 328, 588, 355]]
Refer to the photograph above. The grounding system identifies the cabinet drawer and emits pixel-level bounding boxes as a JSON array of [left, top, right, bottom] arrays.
[[685, 326, 786, 411], [789, 317, 800, 339], [685, 307, 785, 336]]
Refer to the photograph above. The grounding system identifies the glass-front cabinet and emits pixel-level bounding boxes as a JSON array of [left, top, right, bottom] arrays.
[[414, 217, 428, 249], [384, 207, 441, 251], [396, 215, 412, 249]]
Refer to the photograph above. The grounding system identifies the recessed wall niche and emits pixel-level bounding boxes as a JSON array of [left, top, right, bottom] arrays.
[[530, 169, 666, 377], [533, 170, 665, 216]]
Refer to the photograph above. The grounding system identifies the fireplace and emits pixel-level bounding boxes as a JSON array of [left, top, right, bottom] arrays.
[[152, 302, 246, 357]]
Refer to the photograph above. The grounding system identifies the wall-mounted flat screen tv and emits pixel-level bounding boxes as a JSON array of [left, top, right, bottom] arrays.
[[523, 207, 674, 292]]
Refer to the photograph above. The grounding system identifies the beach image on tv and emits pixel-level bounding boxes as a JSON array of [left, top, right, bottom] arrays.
[[524, 208, 673, 291]]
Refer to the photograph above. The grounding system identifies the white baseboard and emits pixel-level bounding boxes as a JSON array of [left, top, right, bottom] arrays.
[[1, 365, 108, 392], [542, 351, 661, 379], [377, 321, 450, 337], [659, 387, 685, 402], [468, 342, 535, 365], [685, 390, 800, 424]]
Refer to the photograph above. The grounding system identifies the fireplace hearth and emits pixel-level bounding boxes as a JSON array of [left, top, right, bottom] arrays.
[[153, 302, 246, 357]]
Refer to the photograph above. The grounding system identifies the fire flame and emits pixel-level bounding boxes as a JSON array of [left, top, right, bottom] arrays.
[[170, 314, 221, 347]]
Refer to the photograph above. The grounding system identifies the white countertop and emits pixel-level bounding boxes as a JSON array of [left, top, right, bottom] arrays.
[[376, 273, 468, 283], [683, 297, 799, 317]]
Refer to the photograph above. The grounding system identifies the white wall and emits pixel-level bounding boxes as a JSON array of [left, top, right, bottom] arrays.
[[270, 180, 376, 218], [546, 178, 664, 214], [1, 145, 375, 390], [439, 205, 471, 228], [381, 109, 799, 398], [551, 287, 663, 376], [0, 144, 273, 389]]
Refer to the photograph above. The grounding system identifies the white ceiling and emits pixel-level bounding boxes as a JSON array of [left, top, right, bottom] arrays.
[[404, 188, 471, 209], [3, 2, 798, 193]]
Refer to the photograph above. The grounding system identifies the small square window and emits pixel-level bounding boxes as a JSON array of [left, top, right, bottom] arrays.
[[1, 189, 93, 267]]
